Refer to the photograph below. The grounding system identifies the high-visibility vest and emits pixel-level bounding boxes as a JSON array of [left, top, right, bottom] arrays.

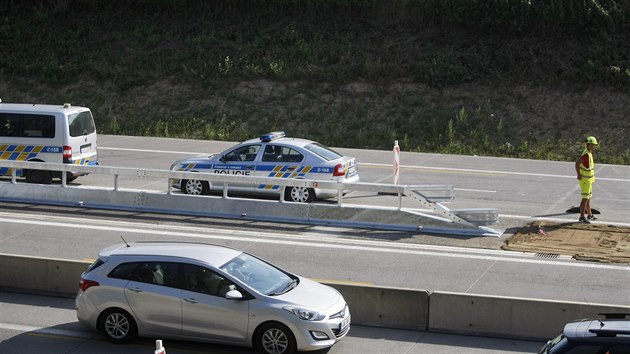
[[579, 148, 595, 178]]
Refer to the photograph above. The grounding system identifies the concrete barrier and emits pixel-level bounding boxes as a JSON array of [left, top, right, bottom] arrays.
[[323, 282, 430, 331], [428, 291, 630, 340], [2, 254, 629, 340], [0, 253, 89, 297]]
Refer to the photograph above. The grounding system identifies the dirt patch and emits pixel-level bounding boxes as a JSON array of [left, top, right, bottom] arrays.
[[503, 221, 630, 263]]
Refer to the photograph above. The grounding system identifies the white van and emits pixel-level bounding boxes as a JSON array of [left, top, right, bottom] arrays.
[[0, 101, 98, 183]]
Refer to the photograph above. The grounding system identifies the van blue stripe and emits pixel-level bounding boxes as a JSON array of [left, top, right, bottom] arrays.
[[0, 145, 62, 154]]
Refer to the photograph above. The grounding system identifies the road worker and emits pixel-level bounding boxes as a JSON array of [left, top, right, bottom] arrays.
[[575, 136, 598, 223]]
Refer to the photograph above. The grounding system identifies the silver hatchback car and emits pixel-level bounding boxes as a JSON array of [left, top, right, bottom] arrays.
[[76, 242, 350, 354]]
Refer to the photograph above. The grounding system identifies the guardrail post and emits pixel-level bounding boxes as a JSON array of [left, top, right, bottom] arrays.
[[337, 188, 343, 207], [10, 169, 17, 184], [222, 183, 228, 199], [114, 175, 119, 191], [61, 171, 67, 187], [167, 178, 172, 195]]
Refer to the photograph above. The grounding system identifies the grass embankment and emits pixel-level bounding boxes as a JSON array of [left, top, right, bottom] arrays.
[[1, 1, 629, 164]]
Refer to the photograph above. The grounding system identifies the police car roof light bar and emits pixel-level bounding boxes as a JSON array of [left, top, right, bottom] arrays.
[[260, 131, 286, 142]]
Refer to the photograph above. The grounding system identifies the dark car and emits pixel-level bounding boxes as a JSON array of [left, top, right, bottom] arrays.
[[539, 313, 630, 354]]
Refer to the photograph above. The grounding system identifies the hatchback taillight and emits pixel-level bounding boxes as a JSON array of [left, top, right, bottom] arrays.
[[63, 145, 72, 160], [79, 278, 99, 292], [333, 163, 346, 177]]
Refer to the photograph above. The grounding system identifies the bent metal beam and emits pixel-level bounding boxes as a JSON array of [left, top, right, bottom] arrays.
[[0, 160, 502, 236]]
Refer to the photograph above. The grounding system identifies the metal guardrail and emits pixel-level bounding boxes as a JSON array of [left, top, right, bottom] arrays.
[[0, 160, 501, 236]]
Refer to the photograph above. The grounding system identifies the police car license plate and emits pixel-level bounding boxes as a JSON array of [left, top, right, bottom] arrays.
[[347, 166, 356, 175], [339, 315, 350, 333], [80, 144, 91, 154]]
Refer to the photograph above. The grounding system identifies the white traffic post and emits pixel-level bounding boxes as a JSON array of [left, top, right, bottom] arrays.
[[154, 339, 166, 354], [393, 140, 400, 185]]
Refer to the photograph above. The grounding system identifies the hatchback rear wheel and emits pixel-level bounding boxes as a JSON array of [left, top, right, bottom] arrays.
[[257, 322, 296, 354], [100, 308, 137, 344]]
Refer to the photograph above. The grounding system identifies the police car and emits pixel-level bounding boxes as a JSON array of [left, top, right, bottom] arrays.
[[170, 131, 359, 203]]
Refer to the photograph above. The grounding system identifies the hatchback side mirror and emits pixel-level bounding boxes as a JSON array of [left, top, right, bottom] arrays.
[[225, 289, 243, 300]]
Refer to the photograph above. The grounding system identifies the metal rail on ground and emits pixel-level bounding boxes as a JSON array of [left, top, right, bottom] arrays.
[[0, 160, 502, 236]]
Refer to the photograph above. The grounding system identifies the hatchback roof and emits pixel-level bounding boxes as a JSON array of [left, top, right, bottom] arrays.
[[99, 242, 242, 268]]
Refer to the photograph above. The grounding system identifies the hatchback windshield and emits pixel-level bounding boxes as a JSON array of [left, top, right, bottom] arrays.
[[303, 142, 342, 161], [220, 253, 296, 295]]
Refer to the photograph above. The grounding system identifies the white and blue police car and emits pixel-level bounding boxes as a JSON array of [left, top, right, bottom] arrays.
[[170, 131, 359, 203]]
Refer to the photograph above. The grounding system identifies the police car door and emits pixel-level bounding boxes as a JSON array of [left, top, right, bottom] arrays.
[[256, 144, 305, 192], [213, 144, 260, 192]]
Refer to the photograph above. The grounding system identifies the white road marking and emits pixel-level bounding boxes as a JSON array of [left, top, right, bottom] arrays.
[[99, 146, 204, 155], [367, 163, 628, 182], [0, 212, 627, 271], [498, 213, 630, 227], [455, 188, 496, 193]]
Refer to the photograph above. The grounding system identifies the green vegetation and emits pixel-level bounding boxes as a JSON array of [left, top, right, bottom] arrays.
[[1, 0, 629, 164]]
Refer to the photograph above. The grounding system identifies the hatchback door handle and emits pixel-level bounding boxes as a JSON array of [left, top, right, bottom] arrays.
[[286, 167, 295, 171], [128, 287, 143, 293], [246, 165, 255, 170], [184, 297, 198, 304]]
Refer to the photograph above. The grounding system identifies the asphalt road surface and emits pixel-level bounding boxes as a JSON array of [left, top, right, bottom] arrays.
[[1, 134, 628, 353], [0, 292, 544, 354]]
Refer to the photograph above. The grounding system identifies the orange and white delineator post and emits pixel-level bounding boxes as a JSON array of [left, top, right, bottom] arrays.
[[393, 140, 400, 185]]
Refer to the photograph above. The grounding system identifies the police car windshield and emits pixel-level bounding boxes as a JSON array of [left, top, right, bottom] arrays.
[[304, 143, 342, 161]]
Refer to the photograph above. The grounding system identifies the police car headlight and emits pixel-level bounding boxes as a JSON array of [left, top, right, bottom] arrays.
[[170, 163, 180, 170]]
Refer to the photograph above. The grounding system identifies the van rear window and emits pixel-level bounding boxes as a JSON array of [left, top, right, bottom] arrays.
[[0, 113, 55, 138], [68, 111, 96, 137]]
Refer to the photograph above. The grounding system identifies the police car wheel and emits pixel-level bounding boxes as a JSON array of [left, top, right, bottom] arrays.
[[183, 179, 209, 195], [286, 186, 315, 203]]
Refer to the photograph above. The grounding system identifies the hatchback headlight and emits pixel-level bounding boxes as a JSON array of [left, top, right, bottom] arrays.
[[283, 307, 326, 321]]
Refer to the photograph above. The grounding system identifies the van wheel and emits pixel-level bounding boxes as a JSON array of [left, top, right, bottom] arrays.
[[286, 186, 315, 203], [183, 179, 210, 195], [99, 308, 137, 344], [25, 170, 52, 184], [66, 172, 78, 182], [256, 322, 296, 354]]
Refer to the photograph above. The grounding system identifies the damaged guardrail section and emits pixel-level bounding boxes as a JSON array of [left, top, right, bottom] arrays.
[[1, 254, 628, 341], [0, 160, 501, 236]]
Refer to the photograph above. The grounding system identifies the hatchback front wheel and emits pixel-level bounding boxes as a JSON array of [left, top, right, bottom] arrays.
[[256, 322, 296, 354]]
